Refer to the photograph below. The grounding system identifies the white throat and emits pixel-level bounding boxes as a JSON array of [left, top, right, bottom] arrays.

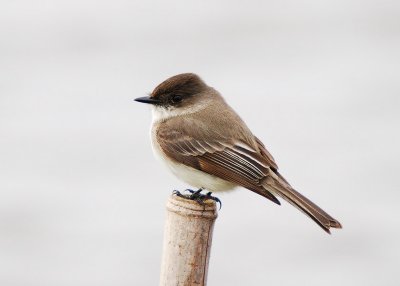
[[151, 98, 212, 123]]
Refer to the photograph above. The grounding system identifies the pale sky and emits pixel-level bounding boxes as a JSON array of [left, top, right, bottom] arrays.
[[1, 1, 399, 285]]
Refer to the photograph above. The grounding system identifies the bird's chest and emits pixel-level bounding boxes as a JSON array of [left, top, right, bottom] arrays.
[[150, 122, 235, 192]]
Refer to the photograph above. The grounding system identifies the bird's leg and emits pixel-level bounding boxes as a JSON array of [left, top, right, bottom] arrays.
[[189, 188, 203, 196], [172, 188, 222, 209], [183, 188, 202, 195]]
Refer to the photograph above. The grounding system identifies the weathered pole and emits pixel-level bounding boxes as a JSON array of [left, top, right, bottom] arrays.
[[159, 195, 218, 286]]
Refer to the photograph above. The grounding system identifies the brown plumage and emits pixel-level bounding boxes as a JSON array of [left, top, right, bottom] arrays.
[[137, 73, 342, 234]]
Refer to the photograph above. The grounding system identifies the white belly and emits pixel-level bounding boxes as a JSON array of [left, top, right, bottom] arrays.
[[150, 124, 236, 193]]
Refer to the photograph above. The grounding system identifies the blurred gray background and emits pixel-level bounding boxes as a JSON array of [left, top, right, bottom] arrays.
[[1, 0, 399, 285]]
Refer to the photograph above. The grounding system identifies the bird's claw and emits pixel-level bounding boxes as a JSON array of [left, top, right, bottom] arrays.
[[204, 192, 222, 210], [172, 189, 222, 210]]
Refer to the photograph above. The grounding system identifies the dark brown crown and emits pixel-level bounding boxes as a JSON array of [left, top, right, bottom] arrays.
[[151, 73, 207, 99]]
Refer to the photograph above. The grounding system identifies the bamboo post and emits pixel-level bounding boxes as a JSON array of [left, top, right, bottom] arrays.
[[160, 194, 218, 286]]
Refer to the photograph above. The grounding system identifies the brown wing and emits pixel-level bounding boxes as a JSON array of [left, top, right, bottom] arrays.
[[156, 119, 281, 204], [254, 136, 278, 171]]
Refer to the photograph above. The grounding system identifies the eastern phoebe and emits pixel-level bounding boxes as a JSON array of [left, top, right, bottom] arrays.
[[135, 73, 342, 233]]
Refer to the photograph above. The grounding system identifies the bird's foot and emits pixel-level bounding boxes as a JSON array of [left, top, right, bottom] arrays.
[[172, 189, 222, 210]]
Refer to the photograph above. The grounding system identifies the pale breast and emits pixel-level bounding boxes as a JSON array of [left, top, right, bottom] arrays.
[[150, 118, 236, 193]]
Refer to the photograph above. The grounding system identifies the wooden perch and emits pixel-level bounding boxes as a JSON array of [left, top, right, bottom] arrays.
[[160, 194, 218, 286]]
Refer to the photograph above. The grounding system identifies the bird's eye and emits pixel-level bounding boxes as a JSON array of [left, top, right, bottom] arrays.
[[171, 95, 183, 103]]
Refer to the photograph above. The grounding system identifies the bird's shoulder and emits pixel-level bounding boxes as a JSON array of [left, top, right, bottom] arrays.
[[155, 104, 278, 170]]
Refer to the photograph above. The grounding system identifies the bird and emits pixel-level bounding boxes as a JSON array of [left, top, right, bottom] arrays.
[[135, 73, 342, 233]]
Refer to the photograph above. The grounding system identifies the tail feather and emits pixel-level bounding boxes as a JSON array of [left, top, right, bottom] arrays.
[[263, 173, 342, 234]]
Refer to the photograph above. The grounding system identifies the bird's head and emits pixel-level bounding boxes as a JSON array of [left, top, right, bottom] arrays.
[[135, 73, 209, 109]]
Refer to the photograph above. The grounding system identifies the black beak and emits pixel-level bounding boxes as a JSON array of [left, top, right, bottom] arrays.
[[134, 96, 160, 105]]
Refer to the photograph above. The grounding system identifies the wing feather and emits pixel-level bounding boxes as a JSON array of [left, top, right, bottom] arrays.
[[155, 113, 341, 233], [157, 120, 280, 204]]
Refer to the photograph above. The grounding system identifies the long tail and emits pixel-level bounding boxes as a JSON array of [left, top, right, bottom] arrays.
[[262, 172, 342, 234]]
